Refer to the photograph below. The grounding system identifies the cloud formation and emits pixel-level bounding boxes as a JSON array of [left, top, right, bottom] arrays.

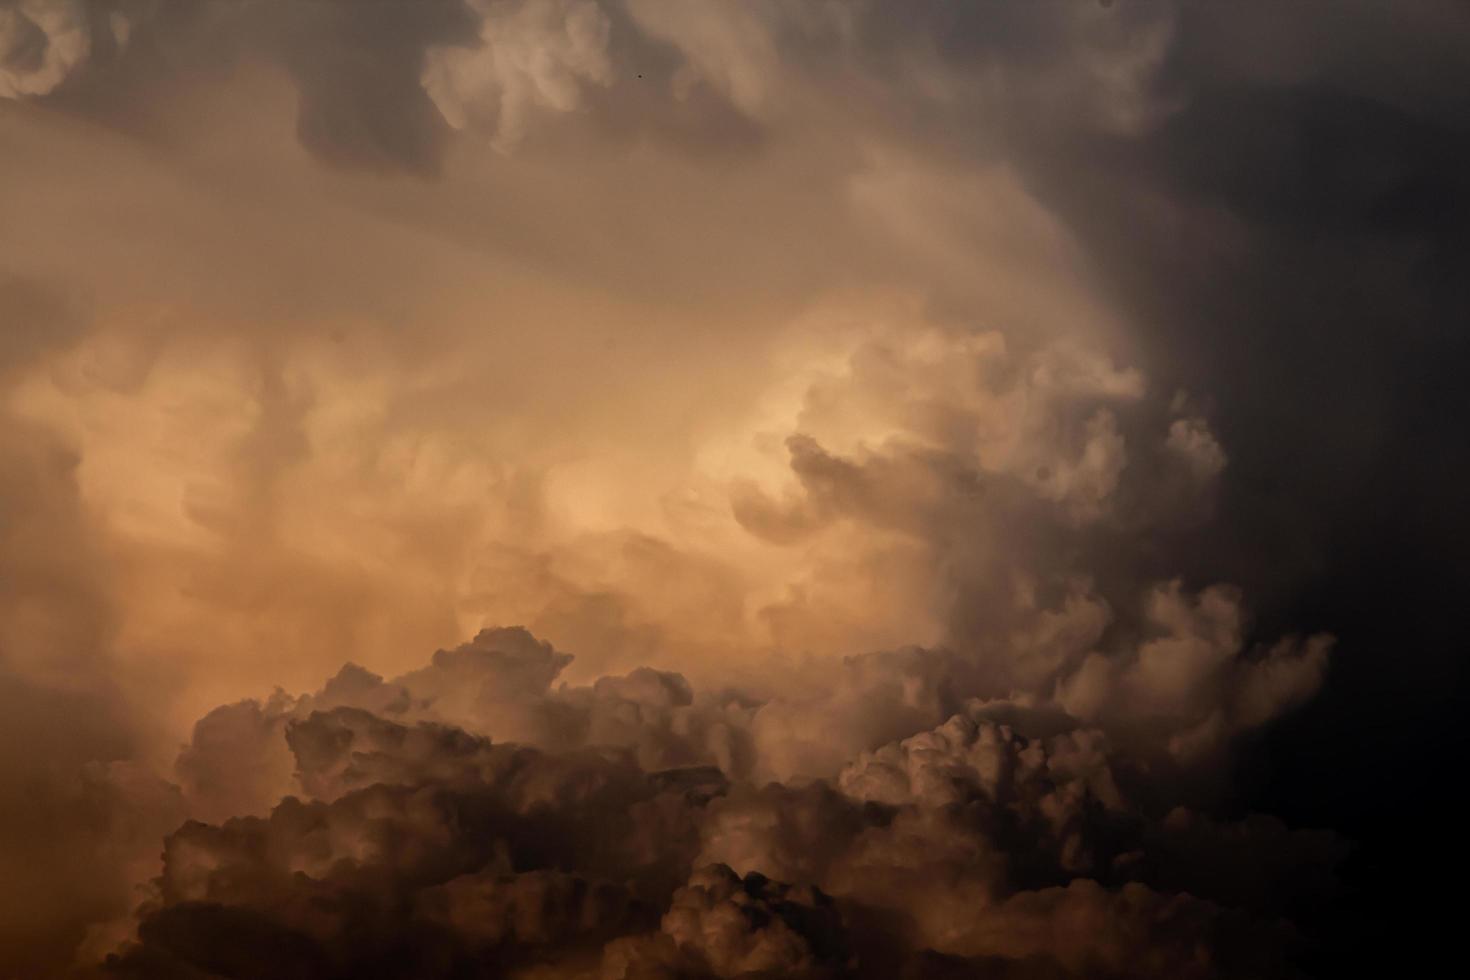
[[91, 626, 1334, 978], [4, 0, 1463, 976]]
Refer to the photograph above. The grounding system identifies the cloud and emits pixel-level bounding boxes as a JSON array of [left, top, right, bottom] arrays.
[[107, 709, 720, 977], [88, 623, 1334, 976], [9, 0, 1458, 974], [1, 0, 474, 173], [619, 863, 850, 978], [3, 0, 1181, 174], [255, 0, 477, 174], [1054, 582, 1332, 761], [0, 0, 125, 99], [85, 625, 1340, 975], [0, 274, 165, 976], [422, 0, 613, 147]]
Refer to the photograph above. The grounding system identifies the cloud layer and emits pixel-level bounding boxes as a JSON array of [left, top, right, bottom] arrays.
[[90, 626, 1337, 978], [4, 0, 1466, 976]]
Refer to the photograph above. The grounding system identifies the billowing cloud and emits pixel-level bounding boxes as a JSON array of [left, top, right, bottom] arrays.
[[85, 627, 1334, 977], [3, 1, 1462, 977]]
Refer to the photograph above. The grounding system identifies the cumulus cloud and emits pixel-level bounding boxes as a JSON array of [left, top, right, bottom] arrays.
[[105, 712, 716, 977], [0, 278, 1328, 975], [1055, 582, 1332, 761], [1165, 416, 1228, 483], [10, 0, 1453, 975], [171, 628, 755, 818], [82, 622, 1336, 976]]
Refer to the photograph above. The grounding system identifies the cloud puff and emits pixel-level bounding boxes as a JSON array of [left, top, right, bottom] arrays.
[[422, 0, 613, 147], [0, 0, 115, 99], [1055, 582, 1332, 760]]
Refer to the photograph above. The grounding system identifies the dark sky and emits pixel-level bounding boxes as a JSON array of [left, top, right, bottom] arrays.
[[1013, 6, 1470, 969]]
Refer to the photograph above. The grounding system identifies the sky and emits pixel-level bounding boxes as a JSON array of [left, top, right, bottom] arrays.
[[1, 2, 1467, 978]]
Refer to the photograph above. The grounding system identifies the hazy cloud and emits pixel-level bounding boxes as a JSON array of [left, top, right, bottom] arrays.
[[3, 0, 1459, 975]]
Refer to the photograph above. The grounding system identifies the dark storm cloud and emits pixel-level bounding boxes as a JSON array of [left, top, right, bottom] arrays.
[[972, 0, 1470, 791], [2, 2, 1464, 977], [936, 0, 1470, 618], [101, 629, 1334, 979], [947, 4, 1470, 971], [621, 0, 1466, 856]]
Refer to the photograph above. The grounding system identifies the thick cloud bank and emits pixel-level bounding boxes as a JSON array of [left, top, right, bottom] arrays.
[[78, 619, 1337, 978]]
